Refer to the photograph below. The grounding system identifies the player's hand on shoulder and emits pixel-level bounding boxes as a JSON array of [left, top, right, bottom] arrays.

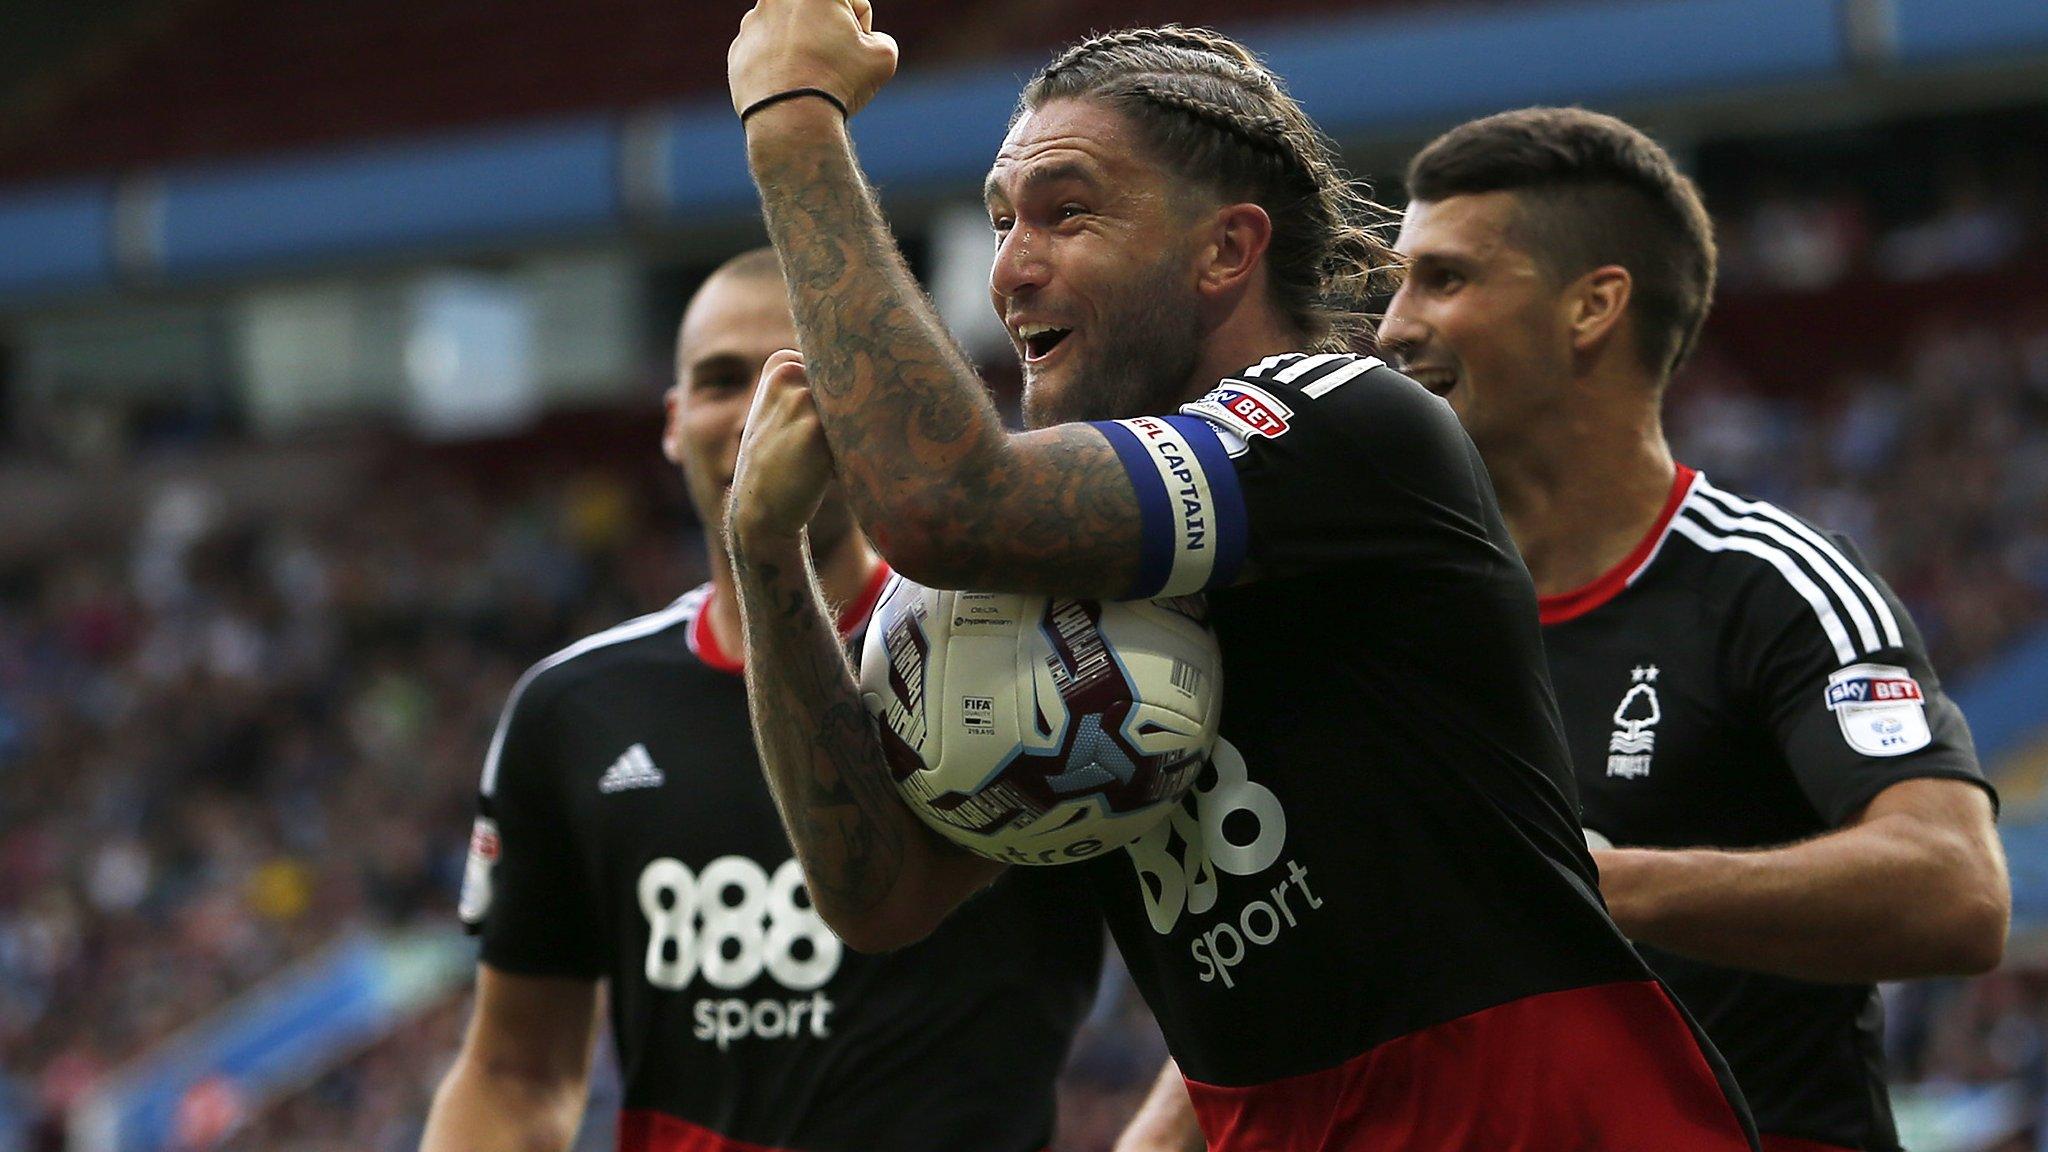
[[729, 0, 899, 122], [730, 349, 837, 556]]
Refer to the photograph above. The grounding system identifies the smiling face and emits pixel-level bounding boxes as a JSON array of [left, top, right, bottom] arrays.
[[1385, 191, 1576, 456], [985, 97, 1207, 428], [666, 267, 801, 545]]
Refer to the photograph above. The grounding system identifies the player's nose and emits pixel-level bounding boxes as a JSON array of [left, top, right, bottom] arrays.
[[1377, 310, 1433, 370], [990, 227, 1048, 301]]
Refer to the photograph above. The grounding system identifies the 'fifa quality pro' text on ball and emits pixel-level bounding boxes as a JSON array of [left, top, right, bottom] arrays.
[[858, 577, 1223, 865]]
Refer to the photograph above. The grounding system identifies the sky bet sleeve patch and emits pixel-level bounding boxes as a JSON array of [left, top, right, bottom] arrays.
[[1824, 663, 1933, 757]]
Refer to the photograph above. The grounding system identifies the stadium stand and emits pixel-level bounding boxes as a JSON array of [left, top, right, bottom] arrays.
[[0, 425, 694, 1148], [0, 0, 1387, 183]]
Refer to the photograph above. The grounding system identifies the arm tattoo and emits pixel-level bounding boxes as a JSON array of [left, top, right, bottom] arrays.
[[733, 544, 912, 919], [750, 122, 1143, 597]]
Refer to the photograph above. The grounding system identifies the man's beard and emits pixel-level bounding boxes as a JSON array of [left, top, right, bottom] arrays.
[[1020, 262, 1204, 429]]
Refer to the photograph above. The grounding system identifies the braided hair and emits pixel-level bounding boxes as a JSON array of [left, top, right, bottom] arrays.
[[1020, 26, 1398, 352]]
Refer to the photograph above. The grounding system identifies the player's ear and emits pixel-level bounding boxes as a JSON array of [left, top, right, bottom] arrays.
[[1568, 264, 1633, 357], [661, 384, 688, 464], [1196, 201, 1273, 304]]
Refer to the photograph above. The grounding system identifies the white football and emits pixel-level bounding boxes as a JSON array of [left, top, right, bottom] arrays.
[[858, 576, 1223, 865]]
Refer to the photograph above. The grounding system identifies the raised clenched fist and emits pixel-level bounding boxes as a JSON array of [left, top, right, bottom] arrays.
[[729, 349, 839, 555], [729, 0, 899, 124]]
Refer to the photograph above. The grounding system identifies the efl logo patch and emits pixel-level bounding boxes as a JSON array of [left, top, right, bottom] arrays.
[[1824, 663, 1931, 757], [458, 816, 500, 925], [1183, 381, 1293, 457]]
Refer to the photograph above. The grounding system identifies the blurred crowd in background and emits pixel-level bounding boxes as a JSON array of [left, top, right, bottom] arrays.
[[0, 460, 693, 1149], [1672, 312, 2048, 677], [1, 111, 2047, 1152]]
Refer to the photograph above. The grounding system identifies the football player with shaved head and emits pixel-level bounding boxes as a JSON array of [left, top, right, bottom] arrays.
[[723, 5, 1762, 1149], [419, 249, 1101, 1152]]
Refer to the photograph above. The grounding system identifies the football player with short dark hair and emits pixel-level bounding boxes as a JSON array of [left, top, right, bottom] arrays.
[[418, 249, 1101, 1152], [1115, 102, 2013, 1152], [724, 7, 1761, 1149], [1381, 107, 2008, 1152]]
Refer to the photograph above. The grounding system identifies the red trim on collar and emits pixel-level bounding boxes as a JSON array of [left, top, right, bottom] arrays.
[[840, 561, 895, 635], [687, 593, 745, 675], [688, 562, 893, 676], [1537, 465, 1697, 627]]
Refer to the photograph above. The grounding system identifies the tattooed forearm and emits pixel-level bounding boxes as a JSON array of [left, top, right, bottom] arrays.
[[732, 539, 911, 923], [746, 112, 1142, 597]]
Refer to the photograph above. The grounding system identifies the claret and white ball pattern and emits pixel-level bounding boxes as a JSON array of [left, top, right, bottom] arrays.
[[858, 577, 1224, 865]]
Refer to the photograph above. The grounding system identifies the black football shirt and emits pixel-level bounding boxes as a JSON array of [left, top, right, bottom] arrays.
[[1083, 354, 1760, 1151], [1543, 464, 1995, 1152], [459, 574, 1104, 1152]]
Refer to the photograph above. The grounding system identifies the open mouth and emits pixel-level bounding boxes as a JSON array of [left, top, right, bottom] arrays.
[[1019, 325, 1072, 362]]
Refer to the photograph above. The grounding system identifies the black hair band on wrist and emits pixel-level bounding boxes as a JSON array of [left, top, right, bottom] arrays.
[[740, 87, 850, 123]]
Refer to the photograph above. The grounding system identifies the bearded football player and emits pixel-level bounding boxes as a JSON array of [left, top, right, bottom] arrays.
[[724, 5, 1762, 1149]]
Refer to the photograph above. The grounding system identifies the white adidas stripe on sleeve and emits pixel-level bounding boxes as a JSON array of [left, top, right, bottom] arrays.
[[1239, 353, 1300, 378], [1682, 493, 1888, 656], [1692, 481, 1902, 648], [480, 590, 703, 796], [1671, 514, 1860, 664], [1272, 352, 1345, 382], [1300, 356, 1383, 399]]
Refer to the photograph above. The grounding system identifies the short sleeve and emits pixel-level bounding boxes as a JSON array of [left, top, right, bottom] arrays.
[[460, 668, 605, 978], [1090, 353, 1501, 598], [1723, 519, 1994, 827]]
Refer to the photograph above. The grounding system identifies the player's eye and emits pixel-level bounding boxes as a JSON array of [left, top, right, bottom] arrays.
[[1056, 203, 1088, 222], [991, 214, 1014, 235]]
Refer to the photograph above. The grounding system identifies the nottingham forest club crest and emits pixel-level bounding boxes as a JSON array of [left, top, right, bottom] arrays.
[[1606, 665, 1662, 779]]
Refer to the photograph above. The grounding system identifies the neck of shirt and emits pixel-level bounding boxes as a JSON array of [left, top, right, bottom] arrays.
[[689, 562, 893, 675], [1537, 464, 1698, 627]]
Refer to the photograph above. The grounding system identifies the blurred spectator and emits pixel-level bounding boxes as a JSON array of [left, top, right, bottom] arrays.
[[1879, 158, 2029, 282], [1720, 185, 1869, 291], [1712, 142, 2044, 294]]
